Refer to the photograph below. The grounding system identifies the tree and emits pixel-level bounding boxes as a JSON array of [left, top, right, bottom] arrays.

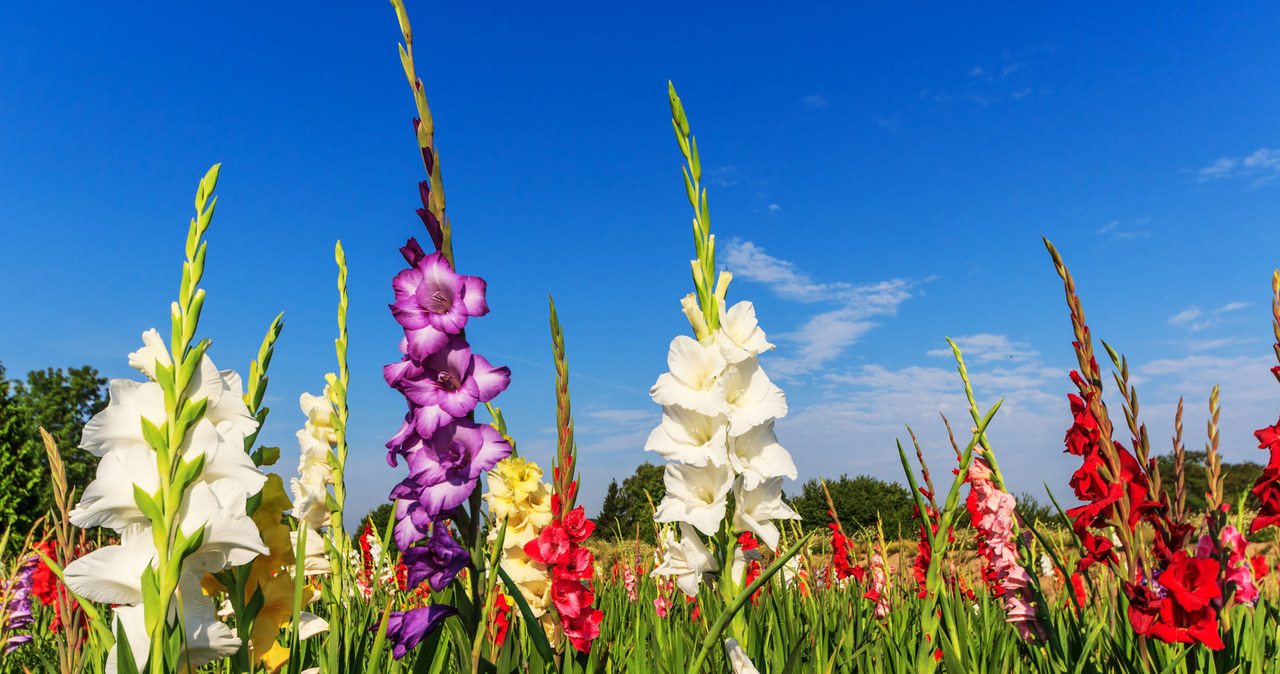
[[0, 363, 38, 540], [0, 364, 109, 538], [790, 474, 914, 538], [353, 502, 398, 551], [595, 479, 628, 540], [1153, 450, 1264, 516], [621, 462, 666, 544]]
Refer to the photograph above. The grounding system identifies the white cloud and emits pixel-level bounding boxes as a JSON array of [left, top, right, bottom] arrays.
[[1167, 302, 1250, 331], [968, 66, 985, 77], [1196, 148, 1280, 186], [777, 347, 1073, 503], [803, 94, 829, 109], [767, 204, 782, 214], [724, 239, 918, 376], [927, 334, 1039, 362], [1099, 217, 1152, 239], [708, 165, 738, 187], [1168, 306, 1203, 327]]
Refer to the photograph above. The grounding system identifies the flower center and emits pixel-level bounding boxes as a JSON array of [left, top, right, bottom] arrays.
[[436, 371, 461, 392], [424, 288, 454, 314]]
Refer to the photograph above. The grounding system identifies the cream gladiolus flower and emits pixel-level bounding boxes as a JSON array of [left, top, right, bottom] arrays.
[[644, 406, 730, 467], [651, 523, 719, 597], [724, 638, 763, 674], [484, 456, 559, 645], [726, 422, 797, 491], [654, 463, 734, 536], [650, 335, 728, 417], [732, 477, 800, 551], [714, 301, 773, 364], [290, 387, 338, 562], [719, 359, 787, 436]]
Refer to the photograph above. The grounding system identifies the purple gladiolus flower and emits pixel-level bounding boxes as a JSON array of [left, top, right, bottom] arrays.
[[403, 524, 469, 592], [384, 335, 511, 442], [382, 605, 458, 660], [2, 554, 37, 654], [390, 248, 489, 361], [390, 487, 436, 549], [407, 420, 511, 514]]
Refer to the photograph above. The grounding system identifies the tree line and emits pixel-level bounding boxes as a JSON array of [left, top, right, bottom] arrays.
[[0, 362, 108, 545], [589, 455, 1268, 544]]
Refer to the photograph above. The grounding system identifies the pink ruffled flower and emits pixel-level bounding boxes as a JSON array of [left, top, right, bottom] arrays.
[[1196, 526, 1260, 606], [967, 458, 1045, 642]]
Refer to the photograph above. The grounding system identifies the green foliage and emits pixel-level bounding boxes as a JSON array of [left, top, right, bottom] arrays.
[[1153, 450, 1264, 515], [790, 474, 914, 537], [354, 503, 397, 551], [0, 362, 107, 543], [595, 479, 628, 540]]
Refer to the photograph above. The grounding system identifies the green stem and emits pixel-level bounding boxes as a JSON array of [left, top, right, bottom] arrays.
[[686, 531, 816, 674]]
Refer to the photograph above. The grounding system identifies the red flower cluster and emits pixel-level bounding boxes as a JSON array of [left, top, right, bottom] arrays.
[[1063, 371, 1185, 575], [491, 593, 513, 649], [737, 532, 768, 605], [31, 541, 81, 632], [827, 514, 864, 584], [1126, 551, 1224, 650], [1250, 414, 1280, 533], [1248, 275, 1280, 533], [524, 488, 602, 652], [1251, 555, 1271, 581]]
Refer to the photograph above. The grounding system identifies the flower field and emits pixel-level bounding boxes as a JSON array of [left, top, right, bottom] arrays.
[[4, 3, 1280, 673]]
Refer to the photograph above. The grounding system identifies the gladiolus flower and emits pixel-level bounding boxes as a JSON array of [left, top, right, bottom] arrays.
[[652, 524, 719, 597]]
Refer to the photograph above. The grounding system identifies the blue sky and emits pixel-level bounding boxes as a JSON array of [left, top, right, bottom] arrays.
[[3, 2, 1280, 527]]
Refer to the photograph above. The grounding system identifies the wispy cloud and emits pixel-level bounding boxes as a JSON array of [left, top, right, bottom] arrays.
[[1098, 216, 1152, 239], [767, 204, 782, 214], [1167, 302, 1250, 332], [778, 338, 1071, 497], [707, 165, 738, 187], [926, 334, 1039, 362], [1196, 148, 1280, 187], [803, 94, 829, 109], [1168, 307, 1203, 327], [724, 239, 917, 375]]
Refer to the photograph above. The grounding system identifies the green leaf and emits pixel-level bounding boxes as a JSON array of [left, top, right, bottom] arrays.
[[139, 417, 169, 454], [132, 485, 164, 525], [497, 566, 560, 673], [252, 445, 281, 467]]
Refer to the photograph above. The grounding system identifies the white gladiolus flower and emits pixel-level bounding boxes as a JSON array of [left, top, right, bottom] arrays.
[[66, 330, 269, 673], [720, 359, 787, 436], [644, 406, 730, 467], [298, 612, 330, 640], [291, 387, 338, 545], [292, 527, 333, 576], [652, 524, 719, 597], [650, 335, 728, 417], [732, 477, 800, 550], [726, 421, 797, 491], [654, 463, 734, 536], [715, 301, 773, 363], [724, 638, 762, 674]]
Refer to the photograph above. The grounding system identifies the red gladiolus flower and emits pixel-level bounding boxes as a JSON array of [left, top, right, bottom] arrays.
[[524, 522, 571, 565], [562, 609, 603, 652], [1249, 417, 1280, 533], [551, 578, 594, 620], [1159, 551, 1222, 612], [563, 506, 595, 543], [492, 593, 513, 648], [1251, 555, 1271, 580]]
